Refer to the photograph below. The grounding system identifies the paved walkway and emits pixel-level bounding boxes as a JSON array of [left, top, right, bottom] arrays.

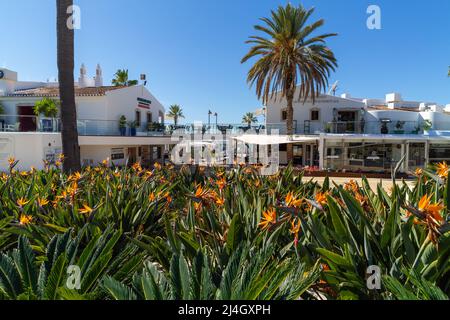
[[309, 176, 416, 191]]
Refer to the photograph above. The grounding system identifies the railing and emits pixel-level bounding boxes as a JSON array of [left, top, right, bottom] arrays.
[[324, 120, 423, 135], [3, 115, 445, 137], [0, 115, 60, 133]]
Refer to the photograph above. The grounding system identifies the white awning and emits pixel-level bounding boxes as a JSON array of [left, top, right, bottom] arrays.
[[233, 134, 318, 145]]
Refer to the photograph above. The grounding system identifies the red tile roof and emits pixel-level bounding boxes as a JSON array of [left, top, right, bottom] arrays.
[[7, 86, 127, 97]]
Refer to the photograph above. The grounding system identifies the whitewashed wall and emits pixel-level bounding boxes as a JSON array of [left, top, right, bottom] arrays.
[[265, 92, 365, 131], [0, 133, 62, 171]]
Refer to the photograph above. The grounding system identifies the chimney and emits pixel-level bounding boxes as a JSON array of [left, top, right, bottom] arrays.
[[78, 63, 88, 88], [94, 64, 103, 87]]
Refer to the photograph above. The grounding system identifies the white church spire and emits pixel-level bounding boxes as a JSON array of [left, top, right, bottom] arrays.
[[95, 63, 103, 87], [78, 63, 88, 87]]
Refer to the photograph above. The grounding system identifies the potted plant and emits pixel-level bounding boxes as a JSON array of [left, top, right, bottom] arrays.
[[128, 120, 137, 136], [423, 120, 432, 134], [394, 121, 405, 134], [119, 115, 127, 136], [324, 123, 332, 133]]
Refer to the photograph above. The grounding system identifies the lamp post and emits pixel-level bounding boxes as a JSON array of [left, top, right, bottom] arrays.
[[214, 112, 218, 126], [208, 110, 212, 127]]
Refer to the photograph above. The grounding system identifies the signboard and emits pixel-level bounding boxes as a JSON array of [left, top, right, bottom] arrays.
[[137, 97, 151, 109]]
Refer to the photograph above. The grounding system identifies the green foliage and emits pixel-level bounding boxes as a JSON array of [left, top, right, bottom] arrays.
[[0, 160, 449, 300], [112, 69, 138, 87], [119, 115, 127, 128], [33, 98, 59, 117], [242, 112, 258, 126], [166, 105, 184, 126]]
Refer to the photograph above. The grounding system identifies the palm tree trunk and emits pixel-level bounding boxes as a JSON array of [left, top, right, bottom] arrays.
[[57, 0, 81, 173], [286, 90, 294, 164]]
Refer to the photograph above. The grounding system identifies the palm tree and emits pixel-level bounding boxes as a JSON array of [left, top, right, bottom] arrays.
[[241, 4, 337, 163], [112, 69, 138, 86], [166, 104, 184, 126], [242, 112, 258, 126], [57, 0, 81, 172]]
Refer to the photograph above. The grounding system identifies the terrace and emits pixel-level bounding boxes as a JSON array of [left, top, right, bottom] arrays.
[[2, 114, 450, 138]]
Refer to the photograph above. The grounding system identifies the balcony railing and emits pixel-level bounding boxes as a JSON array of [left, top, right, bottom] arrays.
[[0, 115, 60, 133], [324, 120, 423, 135], [1, 114, 444, 137]]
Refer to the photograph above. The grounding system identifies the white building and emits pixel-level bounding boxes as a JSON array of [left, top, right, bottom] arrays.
[[0, 65, 172, 171], [241, 87, 450, 173]]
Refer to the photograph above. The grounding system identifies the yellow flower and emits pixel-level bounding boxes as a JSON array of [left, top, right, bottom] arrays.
[[285, 192, 302, 208], [165, 192, 172, 204], [20, 171, 29, 177], [315, 192, 328, 206], [290, 219, 301, 235], [258, 208, 277, 230], [418, 194, 444, 223], [17, 197, 29, 207], [79, 204, 94, 215], [344, 180, 359, 193], [101, 159, 109, 166], [132, 162, 142, 172], [436, 162, 449, 179], [149, 192, 156, 202], [19, 215, 33, 225], [144, 171, 153, 178], [8, 157, 16, 167], [69, 172, 82, 181], [154, 162, 162, 170], [58, 153, 66, 162], [195, 184, 211, 200], [414, 168, 423, 176], [216, 177, 226, 190], [56, 191, 68, 201], [215, 197, 225, 207], [37, 198, 49, 207], [194, 202, 203, 212]]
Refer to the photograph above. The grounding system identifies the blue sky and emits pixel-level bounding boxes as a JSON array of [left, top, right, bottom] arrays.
[[1, 0, 449, 123]]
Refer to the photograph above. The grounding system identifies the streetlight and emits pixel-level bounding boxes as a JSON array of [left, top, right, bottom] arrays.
[[214, 112, 218, 126], [208, 110, 212, 127]]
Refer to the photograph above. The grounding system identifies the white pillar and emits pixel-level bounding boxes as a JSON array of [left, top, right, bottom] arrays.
[[319, 135, 325, 169], [425, 140, 430, 167]]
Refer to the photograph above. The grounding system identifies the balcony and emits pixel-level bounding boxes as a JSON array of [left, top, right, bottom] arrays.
[[324, 120, 423, 135], [0, 114, 435, 138]]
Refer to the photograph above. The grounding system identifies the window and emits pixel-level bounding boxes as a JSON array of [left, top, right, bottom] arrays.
[[135, 110, 141, 126], [279, 144, 287, 152], [281, 109, 288, 121], [147, 112, 152, 124], [310, 109, 320, 121], [430, 144, 450, 162]]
